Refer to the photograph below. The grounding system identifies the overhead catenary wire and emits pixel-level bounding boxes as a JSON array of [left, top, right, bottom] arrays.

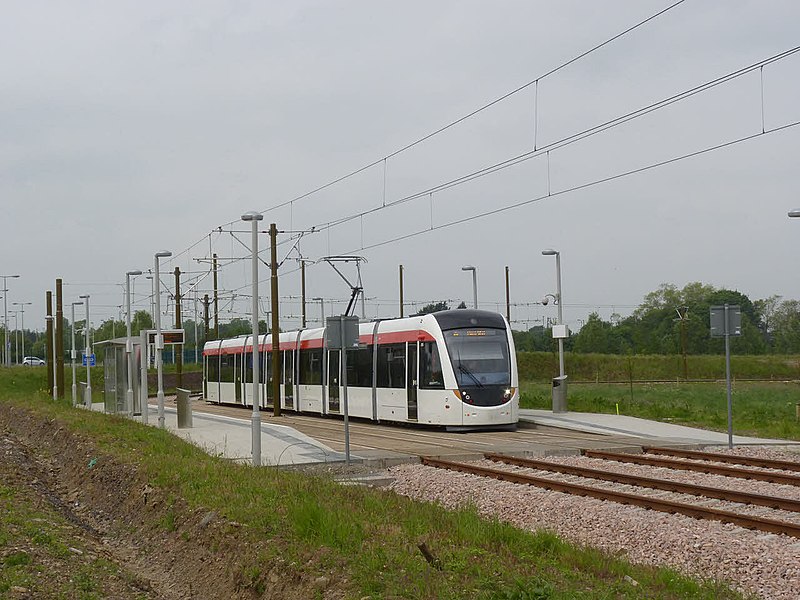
[[337, 120, 800, 255], [284, 44, 800, 245], [206, 0, 687, 232]]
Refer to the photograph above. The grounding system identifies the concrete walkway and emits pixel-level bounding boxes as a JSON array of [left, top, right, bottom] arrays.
[[90, 401, 347, 466], [87, 400, 800, 466], [520, 409, 800, 447]]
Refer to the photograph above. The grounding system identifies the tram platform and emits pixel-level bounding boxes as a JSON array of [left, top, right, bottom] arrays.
[[518, 409, 798, 447], [88, 399, 799, 468]]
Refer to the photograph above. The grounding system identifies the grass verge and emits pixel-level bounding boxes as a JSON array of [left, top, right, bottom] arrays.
[[520, 380, 800, 441], [0, 367, 748, 599]]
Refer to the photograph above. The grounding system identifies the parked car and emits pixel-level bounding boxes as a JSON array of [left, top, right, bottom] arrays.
[[22, 356, 46, 366]]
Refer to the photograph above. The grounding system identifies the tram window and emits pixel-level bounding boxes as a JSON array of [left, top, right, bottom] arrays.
[[346, 346, 373, 387], [284, 351, 294, 384], [377, 343, 405, 388], [267, 352, 282, 383], [220, 354, 235, 383], [207, 355, 220, 381], [299, 349, 323, 384], [245, 353, 253, 383], [420, 342, 444, 389]]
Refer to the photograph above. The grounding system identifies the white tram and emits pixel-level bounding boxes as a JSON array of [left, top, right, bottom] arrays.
[[202, 309, 518, 430]]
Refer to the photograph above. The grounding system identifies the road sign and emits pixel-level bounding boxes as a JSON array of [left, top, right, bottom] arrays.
[[82, 353, 96, 367], [710, 305, 741, 338], [709, 304, 740, 450], [325, 316, 360, 349]]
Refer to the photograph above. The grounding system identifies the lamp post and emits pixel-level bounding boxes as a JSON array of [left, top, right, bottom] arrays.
[[1, 274, 20, 365], [542, 248, 567, 411], [125, 270, 142, 416], [9, 311, 18, 364], [242, 211, 263, 466], [44, 316, 57, 399], [70, 301, 83, 406], [78, 295, 92, 407], [12, 302, 31, 362], [154, 251, 172, 428], [461, 266, 477, 309]]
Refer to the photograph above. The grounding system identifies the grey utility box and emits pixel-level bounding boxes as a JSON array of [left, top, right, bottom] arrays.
[[325, 315, 360, 349], [176, 388, 193, 429], [552, 375, 568, 413]]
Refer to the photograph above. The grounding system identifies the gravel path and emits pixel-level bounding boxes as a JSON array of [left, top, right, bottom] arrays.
[[389, 446, 800, 600]]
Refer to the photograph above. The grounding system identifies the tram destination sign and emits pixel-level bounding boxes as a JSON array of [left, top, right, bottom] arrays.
[[145, 329, 185, 345], [709, 305, 741, 338]]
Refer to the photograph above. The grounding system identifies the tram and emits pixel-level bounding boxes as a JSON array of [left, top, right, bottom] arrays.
[[202, 309, 518, 430]]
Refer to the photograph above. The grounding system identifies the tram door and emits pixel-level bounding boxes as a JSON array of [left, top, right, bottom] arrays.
[[284, 351, 294, 410], [407, 342, 418, 421], [234, 354, 242, 403], [265, 351, 274, 408], [328, 350, 340, 413]]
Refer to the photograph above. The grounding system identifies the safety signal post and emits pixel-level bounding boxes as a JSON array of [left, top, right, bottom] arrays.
[[710, 304, 742, 449]]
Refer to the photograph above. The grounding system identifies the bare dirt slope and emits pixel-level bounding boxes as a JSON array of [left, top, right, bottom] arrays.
[[0, 403, 343, 599]]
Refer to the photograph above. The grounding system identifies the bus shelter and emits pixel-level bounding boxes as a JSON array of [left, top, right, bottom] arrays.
[[97, 337, 143, 415]]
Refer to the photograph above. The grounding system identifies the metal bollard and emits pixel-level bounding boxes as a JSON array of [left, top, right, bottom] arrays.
[[552, 375, 568, 413], [176, 388, 193, 428], [78, 382, 88, 408]]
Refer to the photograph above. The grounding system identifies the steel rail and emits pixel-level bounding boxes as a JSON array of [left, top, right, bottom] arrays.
[[582, 450, 800, 487], [643, 446, 800, 473], [484, 453, 800, 512], [420, 456, 800, 539]]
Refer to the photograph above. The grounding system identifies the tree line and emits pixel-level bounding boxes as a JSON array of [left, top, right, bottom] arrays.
[[7, 283, 800, 363], [513, 282, 800, 356]]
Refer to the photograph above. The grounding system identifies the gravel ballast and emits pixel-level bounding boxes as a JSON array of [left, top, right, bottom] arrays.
[[388, 445, 800, 600]]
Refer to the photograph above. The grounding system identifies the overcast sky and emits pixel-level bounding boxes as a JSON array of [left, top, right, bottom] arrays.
[[2, 0, 800, 335]]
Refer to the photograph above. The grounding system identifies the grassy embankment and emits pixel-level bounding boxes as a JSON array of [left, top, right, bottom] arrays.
[[519, 351, 800, 441], [0, 466, 143, 598], [0, 367, 744, 599]]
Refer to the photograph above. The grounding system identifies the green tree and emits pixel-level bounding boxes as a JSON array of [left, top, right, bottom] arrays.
[[770, 299, 800, 353], [573, 313, 616, 354], [413, 301, 449, 316]]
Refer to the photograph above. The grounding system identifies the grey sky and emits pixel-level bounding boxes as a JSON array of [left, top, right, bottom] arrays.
[[2, 1, 800, 334]]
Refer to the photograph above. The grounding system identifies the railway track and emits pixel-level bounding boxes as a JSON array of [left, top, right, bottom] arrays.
[[483, 452, 800, 512], [420, 454, 800, 539], [642, 446, 800, 472], [582, 449, 800, 486]]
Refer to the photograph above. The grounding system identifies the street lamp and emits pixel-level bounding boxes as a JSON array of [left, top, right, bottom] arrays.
[[44, 315, 57, 400], [12, 302, 31, 362], [242, 211, 263, 466], [789, 209, 800, 218], [70, 301, 83, 406], [78, 295, 92, 407], [461, 266, 478, 309], [1, 274, 20, 366], [8, 311, 18, 364], [542, 248, 567, 411], [154, 251, 172, 429], [125, 270, 142, 416]]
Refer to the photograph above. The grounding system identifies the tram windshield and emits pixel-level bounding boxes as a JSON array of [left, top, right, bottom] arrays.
[[444, 328, 511, 387]]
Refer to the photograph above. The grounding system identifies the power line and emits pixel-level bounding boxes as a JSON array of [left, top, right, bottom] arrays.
[[289, 44, 800, 244], [339, 120, 800, 254], [209, 0, 687, 231]]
